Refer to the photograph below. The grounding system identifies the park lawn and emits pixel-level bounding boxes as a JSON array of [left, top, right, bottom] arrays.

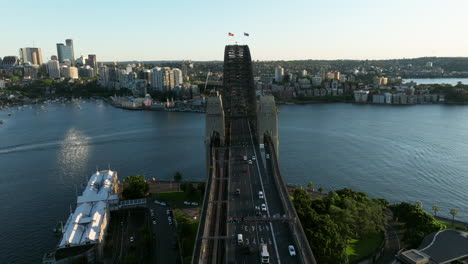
[[152, 191, 202, 208], [436, 219, 465, 230], [346, 232, 384, 263], [173, 210, 200, 264]]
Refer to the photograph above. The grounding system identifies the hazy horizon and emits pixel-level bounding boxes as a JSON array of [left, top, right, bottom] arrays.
[[2, 0, 468, 61]]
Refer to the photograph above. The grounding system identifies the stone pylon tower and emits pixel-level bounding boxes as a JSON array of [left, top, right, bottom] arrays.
[[257, 95, 279, 156]]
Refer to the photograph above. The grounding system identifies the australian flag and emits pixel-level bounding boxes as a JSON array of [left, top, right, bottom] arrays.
[[244, 32, 249, 37]]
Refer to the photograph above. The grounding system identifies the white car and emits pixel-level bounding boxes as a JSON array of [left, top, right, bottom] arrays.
[[191, 202, 199, 206], [168, 217, 173, 225], [288, 245, 296, 256], [258, 191, 264, 199], [252, 156, 256, 160], [166, 209, 171, 215], [160, 202, 167, 206], [266, 154, 270, 159], [130, 236, 134, 243], [248, 160, 252, 164], [261, 204, 267, 212], [184, 201, 191, 205], [154, 200, 160, 204], [152, 220, 156, 225]]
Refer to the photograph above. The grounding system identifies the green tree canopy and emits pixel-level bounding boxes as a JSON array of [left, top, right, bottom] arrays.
[[122, 175, 149, 199]]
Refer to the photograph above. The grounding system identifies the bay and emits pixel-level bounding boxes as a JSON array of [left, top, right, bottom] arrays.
[[403, 78, 468, 85], [1, 101, 467, 263]]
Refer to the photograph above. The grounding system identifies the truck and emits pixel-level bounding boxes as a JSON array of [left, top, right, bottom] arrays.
[[260, 244, 269, 263]]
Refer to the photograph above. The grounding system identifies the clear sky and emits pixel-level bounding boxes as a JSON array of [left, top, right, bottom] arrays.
[[2, 0, 468, 61]]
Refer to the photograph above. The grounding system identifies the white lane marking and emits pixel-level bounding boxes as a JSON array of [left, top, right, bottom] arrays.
[[253, 238, 256, 245], [260, 237, 264, 244], [259, 226, 263, 232], [252, 225, 255, 232]]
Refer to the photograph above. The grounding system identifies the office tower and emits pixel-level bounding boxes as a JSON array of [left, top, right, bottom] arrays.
[[275, 66, 284, 82], [19, 48, 43, 65], [51, 55, 58, 61], [98, 66, 109, 87], [47, 60, 60, 79], [56, 39, 75, 65], [85, 54, 97, 70]]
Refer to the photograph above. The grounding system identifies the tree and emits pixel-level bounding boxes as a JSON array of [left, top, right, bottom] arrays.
[[174, 171, 182, 182], [307, 181, 314, 192], [415, 201, 423, 209], [122, 175, 149, 199], [450, 209, 458, 226], [432, 205, 440, 217], [317, 186, 324, 194]]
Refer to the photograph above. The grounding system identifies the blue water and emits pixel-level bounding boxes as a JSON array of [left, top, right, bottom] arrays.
[[1, 101, 467, 263], [403, 78, 468, 85]]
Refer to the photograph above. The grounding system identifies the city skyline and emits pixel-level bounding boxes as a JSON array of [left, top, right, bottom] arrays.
[[1, 0, 468, 61]]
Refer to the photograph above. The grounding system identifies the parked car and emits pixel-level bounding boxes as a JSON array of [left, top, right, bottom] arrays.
[[191, 202, 199, 206], [183, 201, 191, 205]]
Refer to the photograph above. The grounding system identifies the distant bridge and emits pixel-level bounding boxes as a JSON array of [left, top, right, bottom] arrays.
[[192, 45, 316, 264]]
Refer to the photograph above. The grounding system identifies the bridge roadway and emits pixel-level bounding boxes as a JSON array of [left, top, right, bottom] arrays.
[[226, 117, 300, 264]]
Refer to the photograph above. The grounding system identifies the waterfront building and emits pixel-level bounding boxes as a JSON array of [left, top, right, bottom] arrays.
[[353, 90, 369, 103], [312, 76, 322, 86], [98, 66, 109, 87], [275, 66, 284, 82], [43, 170, 119, 264], [19, 47, 43, 65], [47, 60, 60, 79], [79, 65, 95, 78], [392, 94, 400, 104], [68, 67, 79, 79], [384, 93, 392, 104], [400, 93, 407, 104], [173, 68, 183, 86], [85, 55, 97, 70], [372, 94, 385, 104], [298, 78, 311, 89], [56, 39, 75, 65]]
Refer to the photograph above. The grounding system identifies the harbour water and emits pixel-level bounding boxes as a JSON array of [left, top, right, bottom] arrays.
[[1, 101, 468, 263], [403, 78, 468, 85]]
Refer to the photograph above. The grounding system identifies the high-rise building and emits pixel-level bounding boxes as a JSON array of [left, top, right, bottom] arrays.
[[79, 65, 95, 78], [51, 55, 58, 61], [173, 68, 183, 87], [61, 66, 79, 79], [56, 39, 75, 65], [98, 66, 109, 87], [275, 66, 284, 82], [85, 54, 97, 70], [47, 60, 60, 79], [19, 48, 43, 65]]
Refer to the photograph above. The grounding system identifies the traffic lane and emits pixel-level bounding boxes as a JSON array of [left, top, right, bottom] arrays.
[[272, 221, 301, 264], [148, 202, 180, 264], [260, 152, 286, 217]]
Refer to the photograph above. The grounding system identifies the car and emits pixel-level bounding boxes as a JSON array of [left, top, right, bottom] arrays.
[[288, 245, 296, 256], [152, 220, 156, 225], [248, 160, 252, 164], [130, 236, 134, 243], [261, 204, 267, 212], [258, 191, 264, 199], [160, 202, 167, 206], [183, 201, 191, 205], [154, 200, 160, 204], [151, 212, 154, 217], [166, 209, 171, 215], [266, 154, 270, 159], [252, 156, 256, 160], [191, 202, 199, 206], [168, 217, 173, 225]]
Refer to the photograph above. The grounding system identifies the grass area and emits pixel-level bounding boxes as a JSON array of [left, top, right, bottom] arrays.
[[346, 232, 384, 263], [151, 191, 202, 208], [436, 219, 466, 230], [173, 210, 200, 264]]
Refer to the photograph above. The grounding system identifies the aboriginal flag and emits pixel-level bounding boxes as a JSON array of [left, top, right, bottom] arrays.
[[228, 32, 234, 36]]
